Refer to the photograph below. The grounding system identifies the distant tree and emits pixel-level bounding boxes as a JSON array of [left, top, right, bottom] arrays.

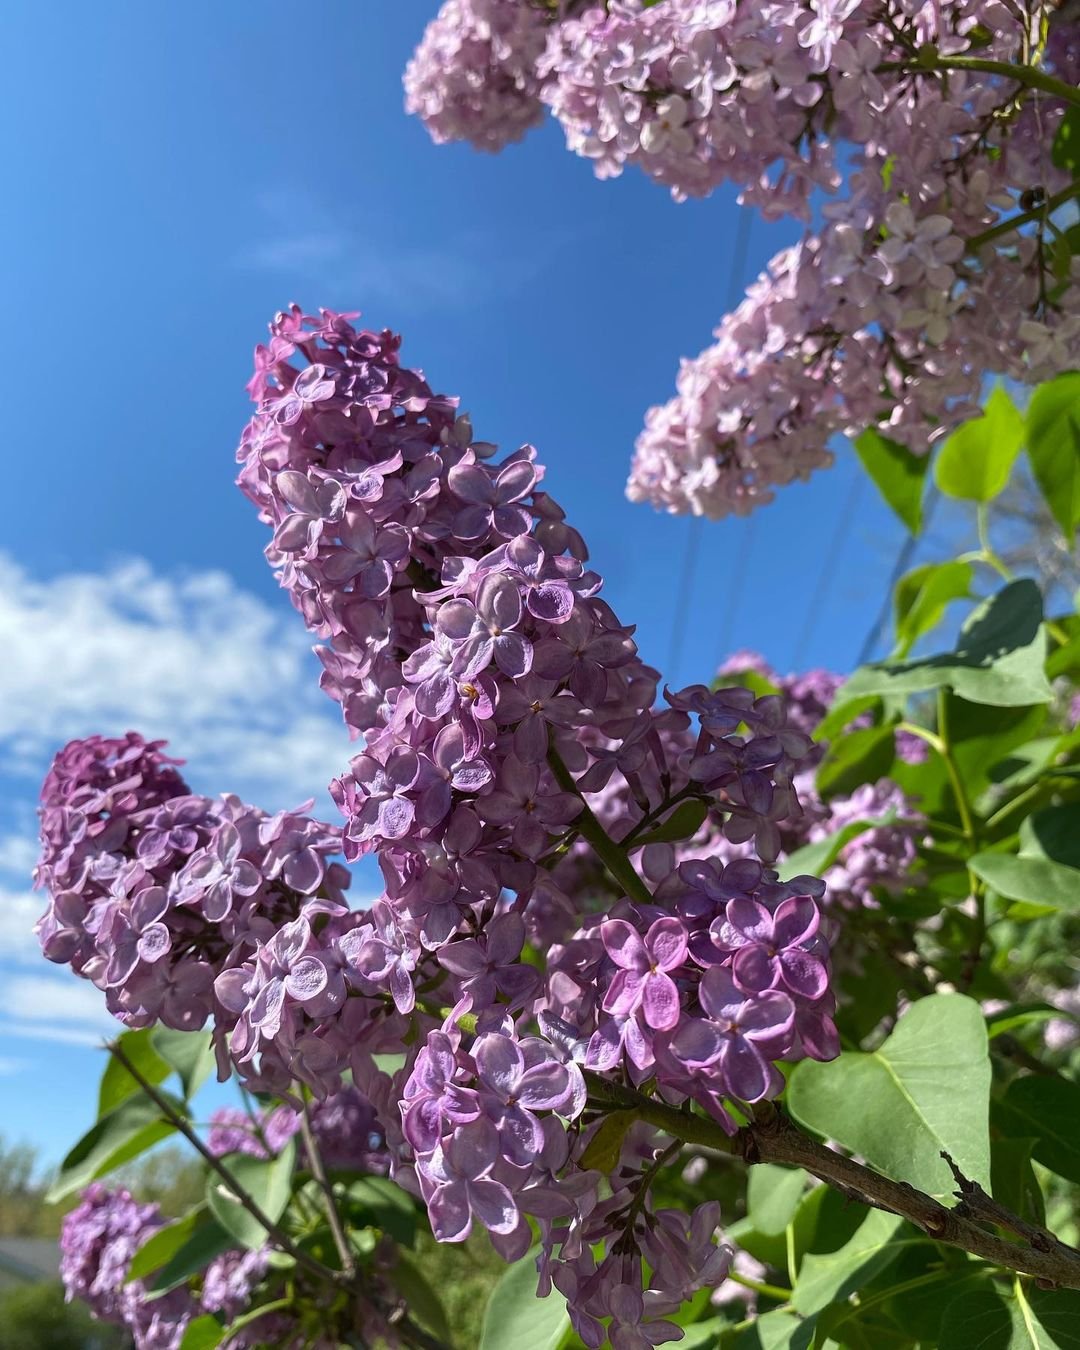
[[0, 1281, 126, 1350]]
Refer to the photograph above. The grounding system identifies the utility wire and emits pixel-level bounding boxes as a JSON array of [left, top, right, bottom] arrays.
[[856, 485, 941, 666], [668, 203, 754, 679], [791, 470, 866, 668]]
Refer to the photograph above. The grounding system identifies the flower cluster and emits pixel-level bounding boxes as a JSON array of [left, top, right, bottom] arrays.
[[60, 1184, 193, 1350], [405, 0, 1080, 517], [403, 0, 551, 150], [206, 1083, 390, 1173], [34, 732, 350, 1069]]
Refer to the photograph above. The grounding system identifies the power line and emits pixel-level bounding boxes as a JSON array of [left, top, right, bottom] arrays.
[[791, 470, 865, 668], [856, 486, 940, 667]]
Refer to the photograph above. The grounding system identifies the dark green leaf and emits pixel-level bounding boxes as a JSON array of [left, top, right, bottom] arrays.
[[735, 1310, 816, 1350], [793, 1208, 907, 1316], [151, 1027, 216, 1100], [990, 1136, 1045, 1228], [788, 994, 991, 1198], [854, 428, 929, 534], [1027, 373, 1080, 539], [479, 1248, 570, 1350], [939, 1287, 1080, 1348], [47, 1091, 182, 1203], [634, 799, 708, 847], [777, 813, 897, 883], [394, 1254, 452, 1343], [346, 1175, 417, 1246], [893, 561, 973, 655], [205, 1139, 295, 1251], [816, 723, 898, 799], [178, 1316, 225, 1350], [1001, 1077, 1080, 1184], [128, 1205, 205, 1282], [98, 1028, 171, 1118], [143, 1211, 235, 1297], [747, 1165, 808, 1237], [934, 387, 1024, 503], [814, 695, 882, 744], [1021, 805, 1080, 869], [579, 1110, 638, 1173], [985, 1002, 1057, 1039], [969, 853, 1080, 915], [1052, 107, 1080, 175], [840, 580, 1051, 708]]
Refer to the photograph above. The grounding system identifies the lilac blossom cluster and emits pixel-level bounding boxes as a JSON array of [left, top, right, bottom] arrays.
[[60, 1184, 324, 1350], [33, 733, 350, 1051], [228, 306, 836, 1333], [206, 1083, 390, 1173], [403, 0, 552, 150], [404, 1, 1080, 517]]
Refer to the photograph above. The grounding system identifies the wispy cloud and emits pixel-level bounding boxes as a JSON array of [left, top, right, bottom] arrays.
[[0, 886, 43, 963], [243, 187, 556, 312], [0, 552, 351, 813]]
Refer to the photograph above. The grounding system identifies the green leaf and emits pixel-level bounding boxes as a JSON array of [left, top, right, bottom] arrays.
[[634, 799, 709, 847], [98, 1028, 171, 1118], [939, 1287, 1080, 1349], [840, 580, 1051, 708], [151, 1027, 216, 1100], [1027, 373, 1080, 539], [747, 1165, 808, 1237], [968, 853, 1080, 915], [128, 1205, 205, 1282], [1021, 805, 1080, 869], [934, 386, 1024, 502], [479, 1249, 570, 1350], [346, 1175, 417, 1245], [579, 1110, 638, 1172], [985, 1002, 1057, 1039], [854, 428, 929, 534], [735, 1309, 816, 1350], [47, 1090, 182, 1202], [792, 1208, 907, 1316], [1052, 107, 1080, 175], [205, 1138, 295, 1251], [178, 1316, 225, 1350], [893, 561, 973, 656], [777, 812, 897, 883], [816, 724, 898, 799], [394, 1253, 452, 1344], [788, 994, 991, 1198], [1000, 1076, 1080, 1185], [990, 1136, 1045, 1228], [141, 1210, 235, 1297], [813, 695, 882, 744]]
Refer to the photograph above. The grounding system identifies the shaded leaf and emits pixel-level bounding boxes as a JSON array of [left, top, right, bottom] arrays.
[[788, 995, 991, 1198], [579, 1110, 638, 1173], [990, 1136, 1045, 1228], [178, 1317, 225, 1350], [1020, 805, 1080, 869], [48, 1091, 181, 1203], [939, 1287, 1080, 1348], [144, 1211, 235, 1297], [634, 799, 709, 847], [1000, 1077, 1080, 1185], [968, 853, 1080, 916], [346, 1175, 417, 1245], [816, 724, 898, 799], [735, 1309, 817, 1349], [840, 581, 1051, 708], [394, 1253, 452, 1344], [1053, 108, 1080, 174], [747, 1165, 808, 1237], [893, 561, 973, 656], [792, 1209, 908, 1317], [777, 813, 897, 883]]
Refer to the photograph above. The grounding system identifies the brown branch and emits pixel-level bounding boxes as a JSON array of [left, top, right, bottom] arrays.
[[584, 1072, 1080, 1290], [299, 1097, 357, 1279]]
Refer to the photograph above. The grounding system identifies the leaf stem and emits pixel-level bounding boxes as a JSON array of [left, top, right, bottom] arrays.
[[880, 54, 1080, 108], [726, 1270, 793, 1302], [299, 1094, 357, 1279]]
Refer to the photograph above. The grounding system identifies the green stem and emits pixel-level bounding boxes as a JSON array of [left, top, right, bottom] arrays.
[[967, 180, 1080, 249], [898, 720, 945, 756], [300, 1093, 356, 1279], [726, 1271, 793, 1302], [547, 746, 656, 907], [882, 54, 1080, 108], [936, 692, 978, 843], [977, 504, 1012, 582]]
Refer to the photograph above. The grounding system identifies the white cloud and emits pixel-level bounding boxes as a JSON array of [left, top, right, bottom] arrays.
[[0, 834, 38, 880], [0, 552, 352, 813], [0, 973, 116, 1049], [0, 1021, 107, 1049], [0, 886, 43, 964]]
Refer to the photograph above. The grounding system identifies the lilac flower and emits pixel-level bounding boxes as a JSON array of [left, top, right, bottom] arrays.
[[601, 917, 687, 1032], [425, 1119, 520, 1242], [271, 469, 346, 557], [178, 823, 261, 922], [448, 455, 537, 539], [436, 911, 540, 1008], [322, 510, 409, 598], [103, 885, 172, 987], [714, 894, 829, 999], [664, 968, 795, 1101], [437, 572, 534, 680], [339, 900, 420, 1014], [475, 757, 581, 857], [473, 1031, 585, 1164]]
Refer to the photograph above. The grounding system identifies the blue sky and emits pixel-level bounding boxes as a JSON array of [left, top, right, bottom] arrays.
[[0, 2, 931, 1164]]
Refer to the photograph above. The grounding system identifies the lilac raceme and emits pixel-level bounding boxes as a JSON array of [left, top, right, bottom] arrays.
[[37, 308, 840, 1342], [404, 1, 1080, 517]]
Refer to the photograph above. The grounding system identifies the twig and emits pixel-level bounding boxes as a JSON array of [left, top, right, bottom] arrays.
[[299, 1096, 356, 1279], [941, 1150, 1072, 1261], [105, 1039, 341, 1291]]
